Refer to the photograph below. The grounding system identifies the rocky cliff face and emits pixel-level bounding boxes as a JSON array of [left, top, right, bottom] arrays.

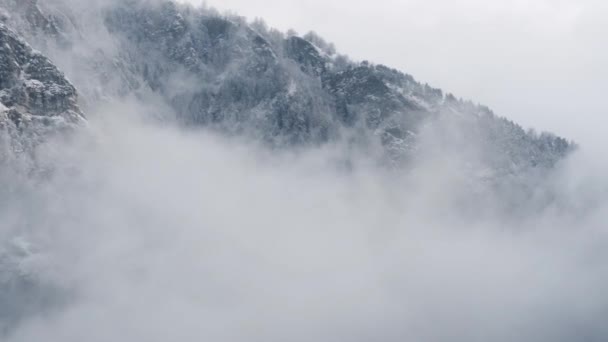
[[0, 21, 83, 164]]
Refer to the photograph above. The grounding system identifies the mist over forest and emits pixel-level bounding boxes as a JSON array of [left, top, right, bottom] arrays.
[[1, 1, 607, 341]]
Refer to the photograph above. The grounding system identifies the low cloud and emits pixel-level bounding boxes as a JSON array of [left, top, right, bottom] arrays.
[[1, 101, 608, 342]]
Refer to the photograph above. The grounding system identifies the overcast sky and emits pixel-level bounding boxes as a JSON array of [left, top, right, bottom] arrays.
[[180, 0, 607, 149]]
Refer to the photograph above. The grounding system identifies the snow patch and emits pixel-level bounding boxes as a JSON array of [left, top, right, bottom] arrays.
[[308, 40, 331, 59], [25, 79, 45, 89], [287, 79, 297, 96]]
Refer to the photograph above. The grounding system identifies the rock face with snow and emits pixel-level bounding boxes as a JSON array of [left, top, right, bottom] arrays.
[[0, 0, 572, 172], [0, 21, 83, 163]]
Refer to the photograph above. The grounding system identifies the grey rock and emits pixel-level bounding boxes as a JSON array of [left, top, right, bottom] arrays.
[[0, 22, 83, 163]]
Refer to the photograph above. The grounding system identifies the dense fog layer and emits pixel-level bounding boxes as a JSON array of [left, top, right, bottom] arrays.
[[1, 101, 608, 342]]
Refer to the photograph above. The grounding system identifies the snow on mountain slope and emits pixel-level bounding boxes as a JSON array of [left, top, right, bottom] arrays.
[[0, 0, 573, 175], [0, 21, 83, 165]]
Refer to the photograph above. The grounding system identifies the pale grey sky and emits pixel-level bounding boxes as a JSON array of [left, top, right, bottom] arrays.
[[181, 0, 607, 148]]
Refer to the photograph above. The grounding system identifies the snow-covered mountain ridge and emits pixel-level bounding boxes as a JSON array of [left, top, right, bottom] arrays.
[[0, 0, 573, 173]]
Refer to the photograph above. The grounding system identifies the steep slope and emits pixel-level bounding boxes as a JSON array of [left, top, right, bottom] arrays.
[[0, 21, 83, 163], [0, 0, 572, 174]]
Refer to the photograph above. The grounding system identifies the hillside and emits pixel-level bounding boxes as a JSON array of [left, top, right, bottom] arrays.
[[0, 0, 572, 174]]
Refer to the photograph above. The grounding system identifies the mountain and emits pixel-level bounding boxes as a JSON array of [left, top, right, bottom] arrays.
[[0, 0, 573, 176], [0, 1, 593, 339]]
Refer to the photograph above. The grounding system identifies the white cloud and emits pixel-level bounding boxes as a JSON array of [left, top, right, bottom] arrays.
[[2, 99, 608, 341]]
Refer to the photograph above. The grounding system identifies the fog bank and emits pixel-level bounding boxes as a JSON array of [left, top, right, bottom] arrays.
[[1, 102, 608, 342]]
